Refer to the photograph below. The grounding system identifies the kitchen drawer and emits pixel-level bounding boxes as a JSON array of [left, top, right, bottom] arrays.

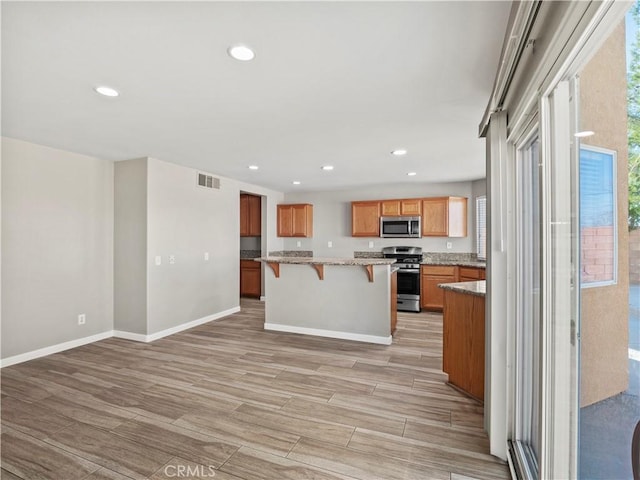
[[458, 267, 483, 280], [240, 259, 260, 269], [421, 265, 456, 276]]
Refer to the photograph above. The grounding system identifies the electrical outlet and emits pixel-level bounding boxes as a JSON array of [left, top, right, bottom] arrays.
[[169, 255, 176, 264], [368, 241, 374, 248], [78, 314, 86, 325], [297, 241, 301, 247], [155, 255, 162, 266], [446, 242, 453, 249], [204, 252, 209, 261], [327, 241, 333, 248]]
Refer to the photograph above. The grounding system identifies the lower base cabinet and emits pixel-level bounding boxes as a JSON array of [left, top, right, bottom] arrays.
[[240, 260, 261, 298], [421, 265, 485, 311], [458, 266, 486, 282], [421, 266, 457, 310]]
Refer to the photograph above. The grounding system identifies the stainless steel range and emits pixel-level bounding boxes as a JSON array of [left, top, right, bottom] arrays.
[[382, 246, 422, 313]]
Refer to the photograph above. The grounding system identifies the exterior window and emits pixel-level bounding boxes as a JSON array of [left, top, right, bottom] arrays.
[[579, 145, 617, 287], [476, 196, 487, 260]]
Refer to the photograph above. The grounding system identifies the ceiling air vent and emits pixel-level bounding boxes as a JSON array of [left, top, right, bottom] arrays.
[[197, 173, 220, 190]]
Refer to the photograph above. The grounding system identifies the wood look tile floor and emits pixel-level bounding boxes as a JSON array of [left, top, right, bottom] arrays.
[[0, 299, 509, 480]]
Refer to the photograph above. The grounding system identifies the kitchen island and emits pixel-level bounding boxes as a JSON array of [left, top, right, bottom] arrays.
[[439, 280, 486, 402], [256, 256, 397, 345]]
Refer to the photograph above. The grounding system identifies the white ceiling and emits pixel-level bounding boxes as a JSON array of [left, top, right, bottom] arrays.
[[2, 1, 511, 192]]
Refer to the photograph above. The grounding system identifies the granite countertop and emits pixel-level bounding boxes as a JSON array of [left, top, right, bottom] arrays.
[[256, 256, 397, 266], [240, 249, 262, 259], [421, 260, 486, 268], [438, 280, 486, 297]]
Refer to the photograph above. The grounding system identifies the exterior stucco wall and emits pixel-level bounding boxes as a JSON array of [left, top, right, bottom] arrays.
[[579, 22, 629, 407]]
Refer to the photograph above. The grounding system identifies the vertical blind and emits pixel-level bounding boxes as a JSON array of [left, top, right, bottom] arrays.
[[477, 196, 487, 260]]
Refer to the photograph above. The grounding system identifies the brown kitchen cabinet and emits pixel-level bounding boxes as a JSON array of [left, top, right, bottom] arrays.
[[240, 194, 261, 237], [400, 198, 422, 216], [458, 266, 486, 282], [381, 199, 422, 217], [277, 204, 313, 237], [442, 288, 485, 401], [351, 201, 381, 236], [421, 197, 467, 237], [240, 260, 261, 298], [381, 200, 401, 216], [421, 265, 457, 311]]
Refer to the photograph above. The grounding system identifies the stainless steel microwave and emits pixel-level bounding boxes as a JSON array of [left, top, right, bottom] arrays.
[[380, 216, 422, 238]]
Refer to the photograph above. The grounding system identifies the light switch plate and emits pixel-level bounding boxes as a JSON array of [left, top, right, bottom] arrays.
[[204, 252, 209, 261], [155, 256, 162, 266], [297, 241, 301, 247], [368, 241, 374, 248], [328, 241, 333, 248]]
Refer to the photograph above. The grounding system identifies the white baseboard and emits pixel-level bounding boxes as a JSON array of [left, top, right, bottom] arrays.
[[2, 306, 242, 367], [145, 306, 240, 342], [112, 330, 147, 342], [114, 306, 241, 343], [0, 331, 113, 368], [264, 323, 392, 345]]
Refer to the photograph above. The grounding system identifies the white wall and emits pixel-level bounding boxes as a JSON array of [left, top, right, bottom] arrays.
[[116, 157, 285, 336], [114, 158, 148, 334], [1, 137, 114, 358], [282, 181, 476, 257], [1, 140, 285, 361], [146, 158, 240, 333]]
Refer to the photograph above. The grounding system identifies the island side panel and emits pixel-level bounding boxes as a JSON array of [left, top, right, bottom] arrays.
[[442, 288, 485, 401], [264, 264, 392, 342]]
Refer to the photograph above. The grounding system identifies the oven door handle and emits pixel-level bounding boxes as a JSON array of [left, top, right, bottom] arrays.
[[398, 269, 420, 274]]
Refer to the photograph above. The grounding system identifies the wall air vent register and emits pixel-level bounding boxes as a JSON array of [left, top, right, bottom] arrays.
[[197, 173, 220, 190]]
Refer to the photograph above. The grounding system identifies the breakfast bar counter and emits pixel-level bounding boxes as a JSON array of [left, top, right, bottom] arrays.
[[256, 257, 397, 344]]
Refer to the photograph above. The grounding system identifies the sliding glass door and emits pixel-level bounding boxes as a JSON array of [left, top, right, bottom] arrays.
[[511, 132, 543, 479]]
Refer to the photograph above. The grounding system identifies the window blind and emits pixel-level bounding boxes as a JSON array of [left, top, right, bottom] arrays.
[[476, 196, 487, 260]]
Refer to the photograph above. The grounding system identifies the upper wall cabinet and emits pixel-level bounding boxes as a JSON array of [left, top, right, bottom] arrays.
[[351, 196, 467, 238], [277, 204, 313, 237], [421, 197, 467, 237], [380, 199, 422, 217], [352, 201, 381, 237], [240, 194, 261, 237]]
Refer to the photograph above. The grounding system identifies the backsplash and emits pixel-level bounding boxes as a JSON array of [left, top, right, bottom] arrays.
[[354, 251, 479, 262], [353, 251, 384, 258], [268, 250, 481, 261], [268, 250, 313, 257], [240, 249, 262, 259], [422, 252, 479, 262]]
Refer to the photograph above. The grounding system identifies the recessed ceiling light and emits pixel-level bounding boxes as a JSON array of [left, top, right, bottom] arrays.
[[574, 130, 595, 138], [321, 165, 334, 171], [94, 86, 119, 97], [248, 165, 259, 170], [407, 172, 417, 176], [228, 45, 255, 61], [292, 181, 301, 185], [391, 149, 408, 156]]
